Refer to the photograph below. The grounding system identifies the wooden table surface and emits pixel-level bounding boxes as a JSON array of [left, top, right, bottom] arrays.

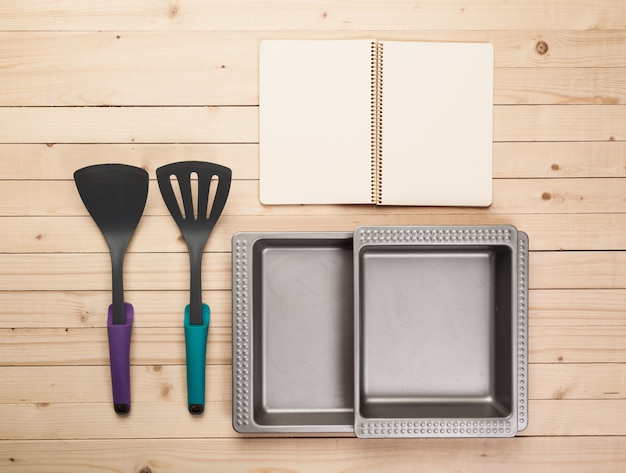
[[1, 1, 626, 472]]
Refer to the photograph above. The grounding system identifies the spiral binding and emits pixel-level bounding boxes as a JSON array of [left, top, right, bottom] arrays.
[[370, 41, 383, 204]]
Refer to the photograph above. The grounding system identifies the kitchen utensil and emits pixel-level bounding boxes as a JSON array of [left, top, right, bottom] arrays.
[[232, 232, 354, 433], [232, 226, 528, 437], [156, 161, 232, 414], [353, 225, 528, 438], [74, 163, 149, 415]]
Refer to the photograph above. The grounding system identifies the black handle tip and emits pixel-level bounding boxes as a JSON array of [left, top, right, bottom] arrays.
[[189, 404, 204, 415], [114, 404, 130, 415]]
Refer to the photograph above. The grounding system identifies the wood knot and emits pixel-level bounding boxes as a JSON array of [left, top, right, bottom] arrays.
[[169, 5, 179, 17], [558, 356, 564, 361], [536, 41, 549, 55], [541, 192, 552, 200], [152, 365, 162, 372], [160, 383, 172, 398], [553, 386, 573, 399], [46, 143, 54, 147], [551, 164, 560, 171], [139, 467, 153, 473]]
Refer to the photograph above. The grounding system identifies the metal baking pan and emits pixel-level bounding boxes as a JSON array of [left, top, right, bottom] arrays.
[[354, 225, 528, 438], [232, 232, 354, 433]]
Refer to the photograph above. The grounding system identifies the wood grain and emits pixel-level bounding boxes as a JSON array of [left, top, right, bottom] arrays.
[[2, 0, 625, 31], [2, 363, 623, 404], [0, 327, 232, 366], [529, 363, 626, 400], [2, 213, 626, 254], [0, 290, 233, 328], [1, 399, 626, 439], [2, 30, 626, 106], [2, 142, 626, 180], [2, 0, 626, 469], [3, 178, 626, 217], [1, 437, 626, 473], [2, 324, 625, 366], [1, 288, 624, 329], [1, 104, 625, 143], [0, 250, 625, 291], [530, 289, 626, 326], [0, 365, 232, 404]]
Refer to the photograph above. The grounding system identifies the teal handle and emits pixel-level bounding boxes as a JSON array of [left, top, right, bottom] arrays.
[[184, 303, 210, 415]]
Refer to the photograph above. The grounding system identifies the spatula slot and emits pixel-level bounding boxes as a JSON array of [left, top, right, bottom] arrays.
[[169, 174, 188, 219]]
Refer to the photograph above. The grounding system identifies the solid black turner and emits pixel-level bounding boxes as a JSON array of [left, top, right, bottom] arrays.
[[74, 163, 149, 414]]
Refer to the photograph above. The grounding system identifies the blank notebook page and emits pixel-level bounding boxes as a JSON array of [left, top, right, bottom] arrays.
[[380, 41, 494, 206], [259, 40, 373, 204]]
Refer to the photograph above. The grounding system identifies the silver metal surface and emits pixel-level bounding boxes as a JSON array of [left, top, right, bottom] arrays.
[[354, 225, 528, 438], [232, 232, 354, 433]]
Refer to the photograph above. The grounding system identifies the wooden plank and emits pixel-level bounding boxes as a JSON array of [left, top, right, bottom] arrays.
[[2, 29, 626, 106], [1, 1, 625, 31], [2, 323, 625, 366], [1, 104, 624, 144], [2, 288, 625, 329], [530, 251, 626, 290], [493, 142, 626, 178], [530, 326, 626, 363], [0, 253, 232, 291], [1, 399, 626, 439], [2, 363, 623, 404], [0, 401, 235, 440], [496, 68, 626, 105], [0, 290, 232, 329], [4, 178, 626, 217], [3, 213, 626, 254], [2, 437, 626, 473], [0, 106, 258, 144], [494, 105, 626, 142], [2, 142, 626, 180], [0, 365, 231, 404], [1, 250, 625, 291], [0, 144, 258, 180], [1, 31, 625, 76], [0, 327, 232, 366], [0, 32, 258, 106], [531, 289, 626, 326], [520, 400, 626, 436], [529, 364, 626, 400]]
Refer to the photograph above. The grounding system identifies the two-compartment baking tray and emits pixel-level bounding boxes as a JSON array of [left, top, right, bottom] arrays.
[[232, 226, 528, 437]]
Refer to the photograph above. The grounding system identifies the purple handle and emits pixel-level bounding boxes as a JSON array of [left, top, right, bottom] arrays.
[[107, 303, 134, 415]]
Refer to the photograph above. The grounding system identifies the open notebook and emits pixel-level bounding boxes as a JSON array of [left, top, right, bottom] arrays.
[[259, 40, 494, 206]]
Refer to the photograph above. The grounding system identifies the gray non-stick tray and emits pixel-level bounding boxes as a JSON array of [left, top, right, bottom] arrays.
[[354, 226, 527, 438], [232, 232, 354, 433], [232, 226, 528, 437]]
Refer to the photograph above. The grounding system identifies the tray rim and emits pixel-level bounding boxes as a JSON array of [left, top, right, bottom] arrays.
[[232, 231, 354, 433], [352, 225, 528, 438]]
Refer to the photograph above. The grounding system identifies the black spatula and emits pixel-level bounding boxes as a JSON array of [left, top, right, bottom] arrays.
[[156, 161, 231, 414], [74, 163, 149, 415]]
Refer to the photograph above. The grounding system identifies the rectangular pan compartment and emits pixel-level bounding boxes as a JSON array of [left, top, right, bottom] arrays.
[[232, 232, 354, 433], [354, 226, 528, 438]]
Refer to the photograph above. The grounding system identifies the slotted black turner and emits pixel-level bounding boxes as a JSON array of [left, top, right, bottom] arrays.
[[156, 161, 232, 414], [74, 163, 149, 415]]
